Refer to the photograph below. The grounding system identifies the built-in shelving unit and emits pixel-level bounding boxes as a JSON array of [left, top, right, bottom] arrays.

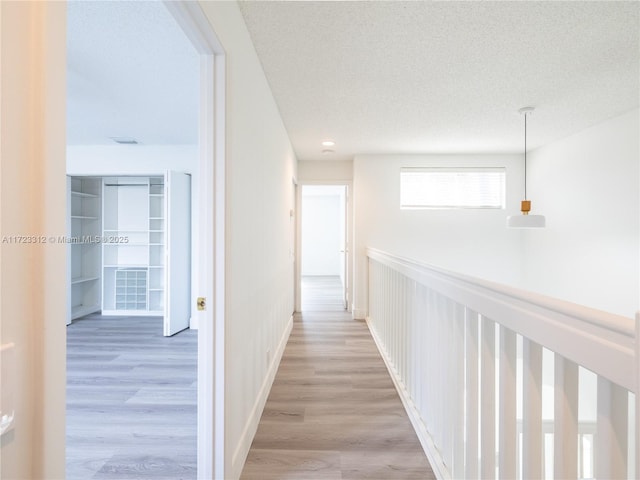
[[67, 172, 191, 336], [148, 179, 165, 313], [67, 177, 102, 323], [102, 177, 165, 316]]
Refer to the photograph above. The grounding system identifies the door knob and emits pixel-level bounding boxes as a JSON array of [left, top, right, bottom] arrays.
[[197, 297, 206, 311]]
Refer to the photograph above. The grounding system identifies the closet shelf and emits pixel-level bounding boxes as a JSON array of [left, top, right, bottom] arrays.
[[104, 264, 149, 268], [71, 215, 98, 220], [71, 191, 98, 198], [71, 276, 99, 285]]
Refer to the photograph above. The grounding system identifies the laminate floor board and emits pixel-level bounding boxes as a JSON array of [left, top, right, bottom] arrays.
[[241, 310, 435, 480], [66, 313, 197, 480], [241, 449, 343, 480], [301, 275, 345, 312]]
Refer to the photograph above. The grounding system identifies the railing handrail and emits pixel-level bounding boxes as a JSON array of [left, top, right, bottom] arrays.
[[367, 247, 636, 391]]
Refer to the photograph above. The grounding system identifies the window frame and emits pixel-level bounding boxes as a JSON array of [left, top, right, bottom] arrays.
[[400, 167, 506, 210]]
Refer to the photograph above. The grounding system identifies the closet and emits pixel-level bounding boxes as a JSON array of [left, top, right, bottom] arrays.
[[67, 172, 191, 336], [67, 177, 102, 323]]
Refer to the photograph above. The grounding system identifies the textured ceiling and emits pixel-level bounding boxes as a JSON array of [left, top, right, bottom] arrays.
[[67, 1, 199, 145], [239, 1, 639, 161]]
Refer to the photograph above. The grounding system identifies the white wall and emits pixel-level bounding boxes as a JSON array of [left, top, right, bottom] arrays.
[[522, 109, 639, 318], [67, 145, 200, 327], [353, 154, 524, 319], [0, 2, 66, 478], [67, 144, 198, 175], [353, 111, 639, 320], [301, 188, 342, 276], [298, 159, 353, 182], [199, 2, 297, 479]]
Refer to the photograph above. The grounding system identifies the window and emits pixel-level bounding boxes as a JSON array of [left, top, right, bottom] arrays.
[[400, 167, 505, 209]]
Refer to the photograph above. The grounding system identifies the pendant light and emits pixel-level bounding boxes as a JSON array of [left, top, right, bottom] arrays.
[[507, 107, 546, 228]]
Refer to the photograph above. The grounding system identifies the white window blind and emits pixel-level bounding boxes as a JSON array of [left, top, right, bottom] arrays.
[[400, 167, 505, 209]]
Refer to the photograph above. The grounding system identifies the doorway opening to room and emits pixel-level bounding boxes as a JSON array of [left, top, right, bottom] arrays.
[[299, 185, 349, 311], [64, 2, 223, 478]]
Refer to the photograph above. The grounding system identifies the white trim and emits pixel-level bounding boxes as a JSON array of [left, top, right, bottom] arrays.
[[213, 51, 227, 480], [295, 185, 302, 312], [231, 315, 294, 479], [163, 2, 226, 479], [367, 247, 635, 391]]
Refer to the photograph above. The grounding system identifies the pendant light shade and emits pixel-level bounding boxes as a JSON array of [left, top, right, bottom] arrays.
[[507, 210, 546, 228], [507, 107, 546, 228]]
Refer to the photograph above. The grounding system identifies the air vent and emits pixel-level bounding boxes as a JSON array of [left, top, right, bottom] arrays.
[[110, 137, 139, 145]]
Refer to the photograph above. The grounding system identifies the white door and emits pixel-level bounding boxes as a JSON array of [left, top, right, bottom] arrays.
[[339, 186, 348, 310], [164, 170, 191, 336]]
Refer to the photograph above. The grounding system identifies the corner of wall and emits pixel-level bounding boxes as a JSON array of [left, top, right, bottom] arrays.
[[352, 309, 368, 320]]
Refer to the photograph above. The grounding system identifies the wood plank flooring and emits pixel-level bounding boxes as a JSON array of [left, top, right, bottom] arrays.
[[301, 275, 346, 311], [240, 310, 435, 480], [66, 314, 197, 480]]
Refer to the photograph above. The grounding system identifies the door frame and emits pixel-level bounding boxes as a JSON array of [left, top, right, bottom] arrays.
[[295, 181, 353, 314], [164, 2, 226, 478]]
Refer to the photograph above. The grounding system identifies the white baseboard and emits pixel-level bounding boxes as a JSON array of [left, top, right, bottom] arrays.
[[230, 315, 294, 479], [366, 317, 450, 480], [352, 307, 367, 320]]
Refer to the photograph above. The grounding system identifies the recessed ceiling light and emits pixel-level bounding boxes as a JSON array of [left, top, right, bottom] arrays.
[[321, 140, 335, 147], [322, 149, 335, 155]]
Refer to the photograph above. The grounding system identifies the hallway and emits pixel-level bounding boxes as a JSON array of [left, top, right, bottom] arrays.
[[301, 275, 346, 311], [240, 309, 435, 479]]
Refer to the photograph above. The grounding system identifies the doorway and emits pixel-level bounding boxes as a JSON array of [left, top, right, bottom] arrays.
[[65, 2, 224, 478], [65, 1, 198, 476], [299, 185, 349, 311]]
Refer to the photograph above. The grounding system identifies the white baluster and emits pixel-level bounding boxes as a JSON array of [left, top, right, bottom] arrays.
[[389, 271, 398, 370], [636, 312, 640, 480], [429, 289, 439, 447], [416, 284, 424, 417], [406, 278, 412, 397], [435, 292, 444, 451], [554, 355, 578, 479], [523, 338, 543, 479], [431, 288, 438, 432], [442, 297, 453, 470], [481, 316, 496, 479], [596, 376, 628, 479], [452, 302, 465, 478], [499, 326, 517, 479], [465, 308, 479, 478], [421, 285, 429, 424], [401, 276, 408, 382]]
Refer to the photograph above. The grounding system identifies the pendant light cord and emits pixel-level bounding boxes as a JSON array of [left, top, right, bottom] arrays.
[[524, 112, 527, 200]]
